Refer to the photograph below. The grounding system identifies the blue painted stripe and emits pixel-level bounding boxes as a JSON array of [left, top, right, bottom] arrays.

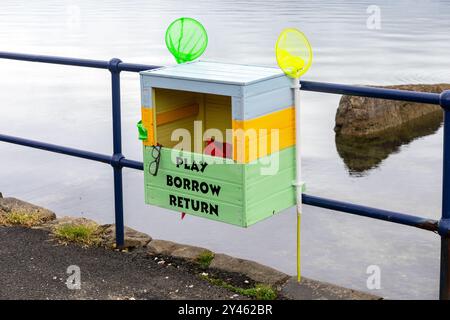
[[239, 86, 294, 120], [140, 74, 152, 108]]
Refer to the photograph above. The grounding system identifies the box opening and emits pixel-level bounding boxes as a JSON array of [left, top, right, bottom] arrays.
[[153, 88, 232, 158]]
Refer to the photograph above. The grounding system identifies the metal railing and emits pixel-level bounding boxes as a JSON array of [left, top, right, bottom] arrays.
[[0, 51, 448, 299]]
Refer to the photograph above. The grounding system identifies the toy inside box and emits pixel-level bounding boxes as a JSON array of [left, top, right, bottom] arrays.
[[140, 61, 297, 227]]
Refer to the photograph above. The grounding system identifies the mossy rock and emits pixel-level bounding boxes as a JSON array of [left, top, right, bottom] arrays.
[[0, 197, 56, 227]]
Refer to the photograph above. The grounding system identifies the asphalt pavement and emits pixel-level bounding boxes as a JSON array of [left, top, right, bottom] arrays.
[[0, 226, 241, 300]]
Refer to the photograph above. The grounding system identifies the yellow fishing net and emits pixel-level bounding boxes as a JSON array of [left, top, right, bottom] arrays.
[[276, 28, 313, 78]]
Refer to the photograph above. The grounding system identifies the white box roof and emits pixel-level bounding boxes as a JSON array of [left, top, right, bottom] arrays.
[[140, 61, 284, 86]]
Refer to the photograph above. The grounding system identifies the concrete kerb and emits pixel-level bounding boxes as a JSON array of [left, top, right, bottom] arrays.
[[0, 194, 381, 300]]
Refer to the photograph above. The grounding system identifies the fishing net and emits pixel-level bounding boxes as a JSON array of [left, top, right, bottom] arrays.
[[275, 28, 312, 78], [165, 17, 208, 64]]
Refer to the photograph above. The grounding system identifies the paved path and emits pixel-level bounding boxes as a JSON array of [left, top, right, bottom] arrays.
[[0, 226, 241, 300]]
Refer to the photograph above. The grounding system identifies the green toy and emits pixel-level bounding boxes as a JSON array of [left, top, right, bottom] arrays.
[[136, 120, 148, 141]]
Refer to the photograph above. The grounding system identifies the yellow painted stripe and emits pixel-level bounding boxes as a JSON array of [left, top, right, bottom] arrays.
[[142, 105, 296, 163], [141, 107, 155, 146], [232, 107, 295, 163], [233, 126, 295, 163], [232, 107, 295, 131]]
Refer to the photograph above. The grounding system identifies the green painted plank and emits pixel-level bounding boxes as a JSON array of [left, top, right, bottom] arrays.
[[245, 189, 296, 226], [144, 147, 245, 226], [146, 168, 244, 204], [143, 148, 151, 206], [244, 147, 296, 180], [245, 167, 295, 204], [143, 145, 296, 227], [244, 146, 296, 226], [146, 147, 243, 183], [145, 186, 245, 227]]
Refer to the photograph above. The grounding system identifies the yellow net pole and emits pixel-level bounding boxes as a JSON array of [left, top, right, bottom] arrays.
[[292, 77, 303, 283], [297, 206, 301, 282], [275, 28, 312, 285]]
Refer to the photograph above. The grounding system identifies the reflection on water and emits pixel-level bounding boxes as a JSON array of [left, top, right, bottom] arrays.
[[336, 111, 443, 176]]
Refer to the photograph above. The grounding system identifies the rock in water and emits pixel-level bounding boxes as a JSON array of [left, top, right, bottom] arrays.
[[334, 84, 449, 137], [335, 111, 443, 175]]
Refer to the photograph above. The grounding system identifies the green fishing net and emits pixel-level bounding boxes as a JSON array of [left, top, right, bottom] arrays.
[[165, 17, 208, 64]]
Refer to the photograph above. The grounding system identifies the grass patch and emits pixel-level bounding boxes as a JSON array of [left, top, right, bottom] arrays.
[[242, 284, 277, 300], [53, 222, 101, 246], [196, 251, 215, 268], [0, 211, 44, 227], [202, 275, 277, 300]]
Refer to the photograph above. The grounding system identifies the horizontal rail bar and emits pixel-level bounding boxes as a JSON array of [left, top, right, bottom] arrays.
[[0, 131, 439, 233], [0, 51, 160, 73], [0, 133, 112, 163], [120, 158, 144, 170], [0, 51, 445, 235], [303, 194, 439, 232], [300, 80, 441, 105], [0, 52, 444, 106], [0, 133, 140, 170], [118, 62, 159, 73], [0, 51, 110, 69], [118, 63, 443, 105]]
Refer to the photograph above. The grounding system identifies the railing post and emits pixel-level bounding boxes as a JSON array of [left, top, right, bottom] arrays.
[[109, 58, 125, 248], [439, 91, 450, 299]]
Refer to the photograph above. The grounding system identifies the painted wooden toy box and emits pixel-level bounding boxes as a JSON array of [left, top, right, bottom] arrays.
[[140, 61, 297, 227]]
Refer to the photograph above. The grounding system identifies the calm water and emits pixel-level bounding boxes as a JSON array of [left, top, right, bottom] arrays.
[[1, 0, 450, 299]]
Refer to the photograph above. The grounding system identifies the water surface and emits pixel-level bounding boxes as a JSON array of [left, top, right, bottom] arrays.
[[1, 0, 450, 299]]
